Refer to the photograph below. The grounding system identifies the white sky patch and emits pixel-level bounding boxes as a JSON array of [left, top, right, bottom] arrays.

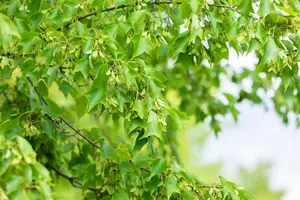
[[196, 50, 299, 200]]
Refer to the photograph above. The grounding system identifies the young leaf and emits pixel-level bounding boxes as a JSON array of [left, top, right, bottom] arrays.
[[237, 0, 253, 17], [87, 89, 106, 112], [261, 38, 278, 64], [151, 158, 166, 177], [259, 0, 275, 17], [74, 58, 90, 80], [144, 111, 163, 140], [128, 10, 146, 25], [132, 34, 152, 58], [42, 100, 64, 118], [171, 34, 189, 57], [133, 100, 145, 119], [16, 136, 36, 163], [166, 176, 180, 199]]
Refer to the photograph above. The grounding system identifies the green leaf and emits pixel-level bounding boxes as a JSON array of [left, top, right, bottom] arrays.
[[290, 0, 300, 12], [180, 0, 192, 19], [115, 0, 126, 6], [239, 189, 256, 200], [6, 176, 24, 194], [219, 176, 240, 200], [265, 13, 290, 25], [261, 38, 278, 64], [237, 0, 253, 17], [75, 21, 85, 35], [189, 0, 203, 13], [42, 100, 64, 118], [0, 135, 5, 149], [171, 34, 189, 57], [28, 0, 43, 13], [281, 39, 294, 55], [0, 13, 20, 40], [41, 46, 55, 65], [259, 0, 275, 17], [119, 161, 134, 181], [83, 38, 93, 54], [134, 132, 148, 151], [112, 188, 129, 200], [20, 34, 38, 53], [133, 154, 152, 167], [74, 57, 90, 80], [31, 12, 44, 27], [133, 100, 145, 119], [128, 10, 146, 25], [227, 23, 238, 42], [255, 23, 266, 43], [93, 0, 108, 13], [118, 92, 130, 112], [93, 63, 109, 89], [181, 190, 195, 200], [24, 165, 32, 183], [0, 118, 19, 133], [34, 162, 50, 179], [16, 136, 36, 163], [37, 79, 48, 97], [59, 81, 76, 98], [74, 95, 88, 119], [132, 34, 152, 58], [279, 7, 297, 17], [42, 118, 54, 138], [144, 111, 162, 140], [282, 67, 293, 90], [166, 176, 180, 199], [167, 108, 183, 130], [87, 89, 106, 112], [46, 66, 59, 85], [151, 158, 166, 177]]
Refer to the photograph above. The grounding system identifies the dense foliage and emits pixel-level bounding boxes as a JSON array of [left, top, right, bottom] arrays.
[[0, 0, 299, 199]]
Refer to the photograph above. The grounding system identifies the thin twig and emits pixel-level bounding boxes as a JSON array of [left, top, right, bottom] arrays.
[[26, 77, 222, 194], [59, 117, 100, 148], [50, 167, 102, 193], [61, 1, 241, 29], [188, 185, 205, 200], [129, 161, 152, 173], [198, 185, 223, 189], [0, 53, 36, 58], [26, 77, 48, 106], [50, 167, 81, 188], [207, 3, 236, 11], [26, 76, 100, 148]]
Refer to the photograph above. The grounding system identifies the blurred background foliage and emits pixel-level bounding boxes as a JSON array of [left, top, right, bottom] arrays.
[[49, 86, 284, 200]]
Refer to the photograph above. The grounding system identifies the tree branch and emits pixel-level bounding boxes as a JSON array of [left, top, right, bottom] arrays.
[[26, 77, 48, 106], [50, 167, 103, 194], [26, 76, 224, 194], [59, 117, 100, 148], [0, 52, 36, 58], [187, 185, 205, 200], [198, 185, 223, 189], [26, 76, 100, 149], [61, 1, 241, 30]]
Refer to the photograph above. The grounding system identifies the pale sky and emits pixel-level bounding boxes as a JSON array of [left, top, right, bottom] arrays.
[[200, 50, 300, 200]]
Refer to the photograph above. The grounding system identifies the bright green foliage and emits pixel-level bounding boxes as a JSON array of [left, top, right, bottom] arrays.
[[238, 163, 284, 200], [0, 0, 299, 199]]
